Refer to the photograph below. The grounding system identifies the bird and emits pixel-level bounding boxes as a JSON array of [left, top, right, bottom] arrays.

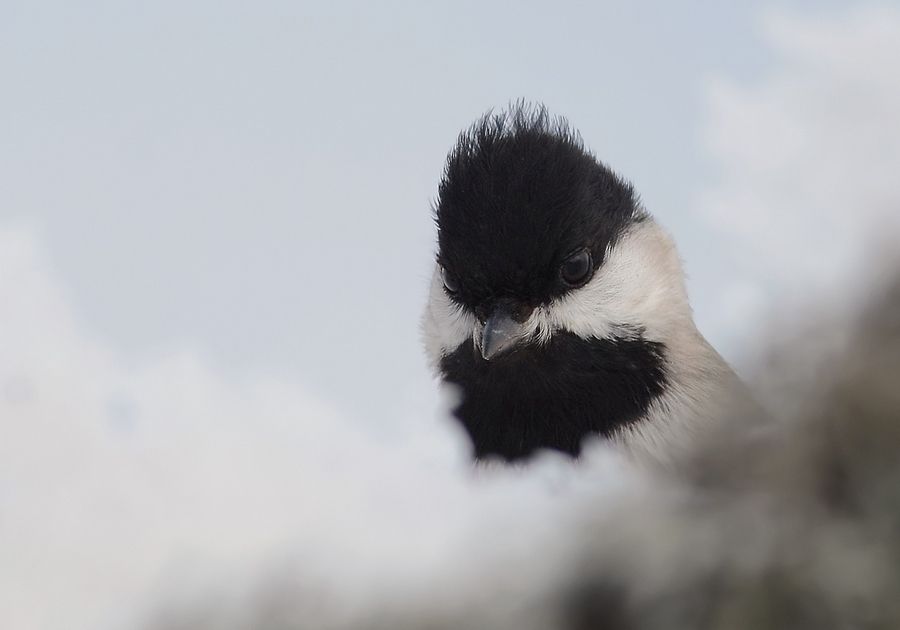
[[421, 103, 750, 464]]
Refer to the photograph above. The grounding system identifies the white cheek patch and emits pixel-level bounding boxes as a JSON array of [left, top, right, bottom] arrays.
[[421, 266, 476, 369], [537, 219, 693, 343]]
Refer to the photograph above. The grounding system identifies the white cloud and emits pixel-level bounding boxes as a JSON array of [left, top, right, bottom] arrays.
[[700, 4, 900, 332]]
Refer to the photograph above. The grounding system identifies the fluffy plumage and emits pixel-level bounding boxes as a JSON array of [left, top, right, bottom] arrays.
[[422, 103, 746, 463]]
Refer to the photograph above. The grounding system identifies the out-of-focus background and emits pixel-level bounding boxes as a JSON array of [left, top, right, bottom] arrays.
[[2, 2, 899, 629]]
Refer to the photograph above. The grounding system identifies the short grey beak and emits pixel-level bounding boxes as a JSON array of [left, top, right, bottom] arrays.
[[478, 308, 527, 361]]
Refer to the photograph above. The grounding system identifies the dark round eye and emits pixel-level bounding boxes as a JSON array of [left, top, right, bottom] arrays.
[[560, 249, 593, 286], [441, 267, 459, 294]]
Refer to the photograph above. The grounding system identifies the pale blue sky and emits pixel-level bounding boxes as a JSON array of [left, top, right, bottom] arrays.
[[0, 1, 862, 422]]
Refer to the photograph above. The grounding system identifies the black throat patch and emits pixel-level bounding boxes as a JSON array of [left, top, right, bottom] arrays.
[[439, 332, 668, 462]]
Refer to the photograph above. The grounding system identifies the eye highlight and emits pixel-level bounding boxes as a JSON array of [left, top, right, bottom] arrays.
[[441, 266, 459, 294], [560, 249, 593, 287]]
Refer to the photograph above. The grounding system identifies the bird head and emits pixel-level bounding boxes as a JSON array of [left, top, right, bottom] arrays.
[[422, 104, 703, 462]]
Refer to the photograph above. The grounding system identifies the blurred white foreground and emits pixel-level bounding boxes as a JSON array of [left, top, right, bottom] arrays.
[[0, 225, 640, 629]]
